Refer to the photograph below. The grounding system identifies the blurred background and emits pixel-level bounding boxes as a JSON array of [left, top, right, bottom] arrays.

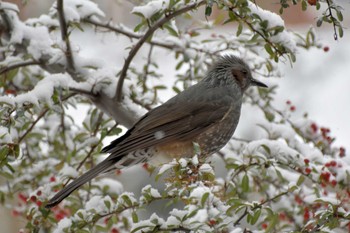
[[1, 0, 349, 232]]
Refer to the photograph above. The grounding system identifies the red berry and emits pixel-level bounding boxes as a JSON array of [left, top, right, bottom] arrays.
[[286, 100, 291, 105], [111, 228, 120, 233], [50, 176, 56, 182], [340, 147, 346, 157], [279, 212, 286, 220], [304, 159, 310, 164], [5, 89, 16, 95], [303, 208, 310, 221], [320, 172, 331, 182], [325, 162, 331, 168], [310, 123, 318, 133], [55, 213, 65, 221], [290, 106, 296, 111], [208, 219, 216, 226], [330, 161, 337, 167], [142, 163, 149, 170], [323, 46, 329, 52], [36, 190, 42, 196], [30, 196, 37, 202], [36, 201, 42, 207], [305, 167, 312, 174], [308, 0, 317, 6], [295, 195, 303, 205], [18, 193, 27, 203], [262, 223, 268, 229], [331, 180, 337, 187], [12, 209, 20, 217]]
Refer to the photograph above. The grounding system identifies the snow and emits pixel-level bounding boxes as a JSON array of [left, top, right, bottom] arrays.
[[0, 73, 73, 107], [141, 184, 161, 198], [191, 155, 199, 165], [158, 159, 177, 175], [0, 1, 19, 12], [0, 126, 13, 143], [93, 178, 123, 195], [199, 163, 214, 175], [53, 218, 72, 233], [178, 158, 188, 167], [190, 186, 211, 200], [53, 0, 105, 22], [132, 0, 170, 19], [85, 195, 114, 213], [244, 139, 304, 166], [59, 164, 79, 178], [247, 2, 297, 53]]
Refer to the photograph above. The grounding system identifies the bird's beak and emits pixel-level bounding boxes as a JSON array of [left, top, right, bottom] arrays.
[[251, 78, 268, 88]]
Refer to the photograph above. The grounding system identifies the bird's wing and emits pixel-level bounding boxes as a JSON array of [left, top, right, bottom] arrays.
[[102, 92, 234, 157]]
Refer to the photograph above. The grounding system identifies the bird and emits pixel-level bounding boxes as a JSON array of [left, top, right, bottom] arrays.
[[45, 55, 267, 208]]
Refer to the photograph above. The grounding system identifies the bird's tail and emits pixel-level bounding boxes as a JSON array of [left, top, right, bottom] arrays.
[[45, 159, 115, 208]]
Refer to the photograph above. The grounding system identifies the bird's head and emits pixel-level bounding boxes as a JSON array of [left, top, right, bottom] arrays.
[[205, 55, 268, 91]]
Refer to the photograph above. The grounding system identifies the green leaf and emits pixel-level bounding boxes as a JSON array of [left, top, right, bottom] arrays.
[[266, 213, 278, 232], [164, 24, 178, 37], [297, 175, 305, 186], [201, 192, 209, 206], [121, 195, 133, 206], [241, 174, 249, 192], [338, 27, 343, 38], [301, 0, 307, 11], [172, 86, 181, 94], [131, 225, 152, 233], [132, 211, 139, 223], [264, 110, 275, 122], [205, 6, 212, 17], [236, 22, 243, 37], [134, 21, 145, 32], [104, 200, 111, 209], [0, 147, 9, 161], [264, 44, 273, 56], [250, 209, 261, 225], [336, 10, 343, 21]]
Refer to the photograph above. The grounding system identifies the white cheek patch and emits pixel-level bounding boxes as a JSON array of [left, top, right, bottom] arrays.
[[154, 131, 165, 140]]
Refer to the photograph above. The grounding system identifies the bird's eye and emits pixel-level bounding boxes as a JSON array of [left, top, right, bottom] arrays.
[[242, 70, 247, 75]]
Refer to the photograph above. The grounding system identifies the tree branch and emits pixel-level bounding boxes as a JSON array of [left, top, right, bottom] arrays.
[[115, 1, 206, 102], [57, 0, 75, 75], [0, 60, 41, 75]]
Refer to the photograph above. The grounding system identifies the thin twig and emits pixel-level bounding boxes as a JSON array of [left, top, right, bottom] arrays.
[[18, 93, 76, 143], [234, 190, 289, 226], [57, 0, 75, 74], [228, 6, 284, 57], [115, 1, 206, 102], [0, 60, 41, 75], [84, 17, 218, 58], [326, 0, 338, 40]]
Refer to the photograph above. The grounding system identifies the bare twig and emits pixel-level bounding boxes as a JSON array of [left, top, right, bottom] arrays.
[[84, 18, 175, 50], [0, 60, 41, 75], [326, 0, 338, 40], [115, 1, 206, 102], [57, 0, 75, 74]]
